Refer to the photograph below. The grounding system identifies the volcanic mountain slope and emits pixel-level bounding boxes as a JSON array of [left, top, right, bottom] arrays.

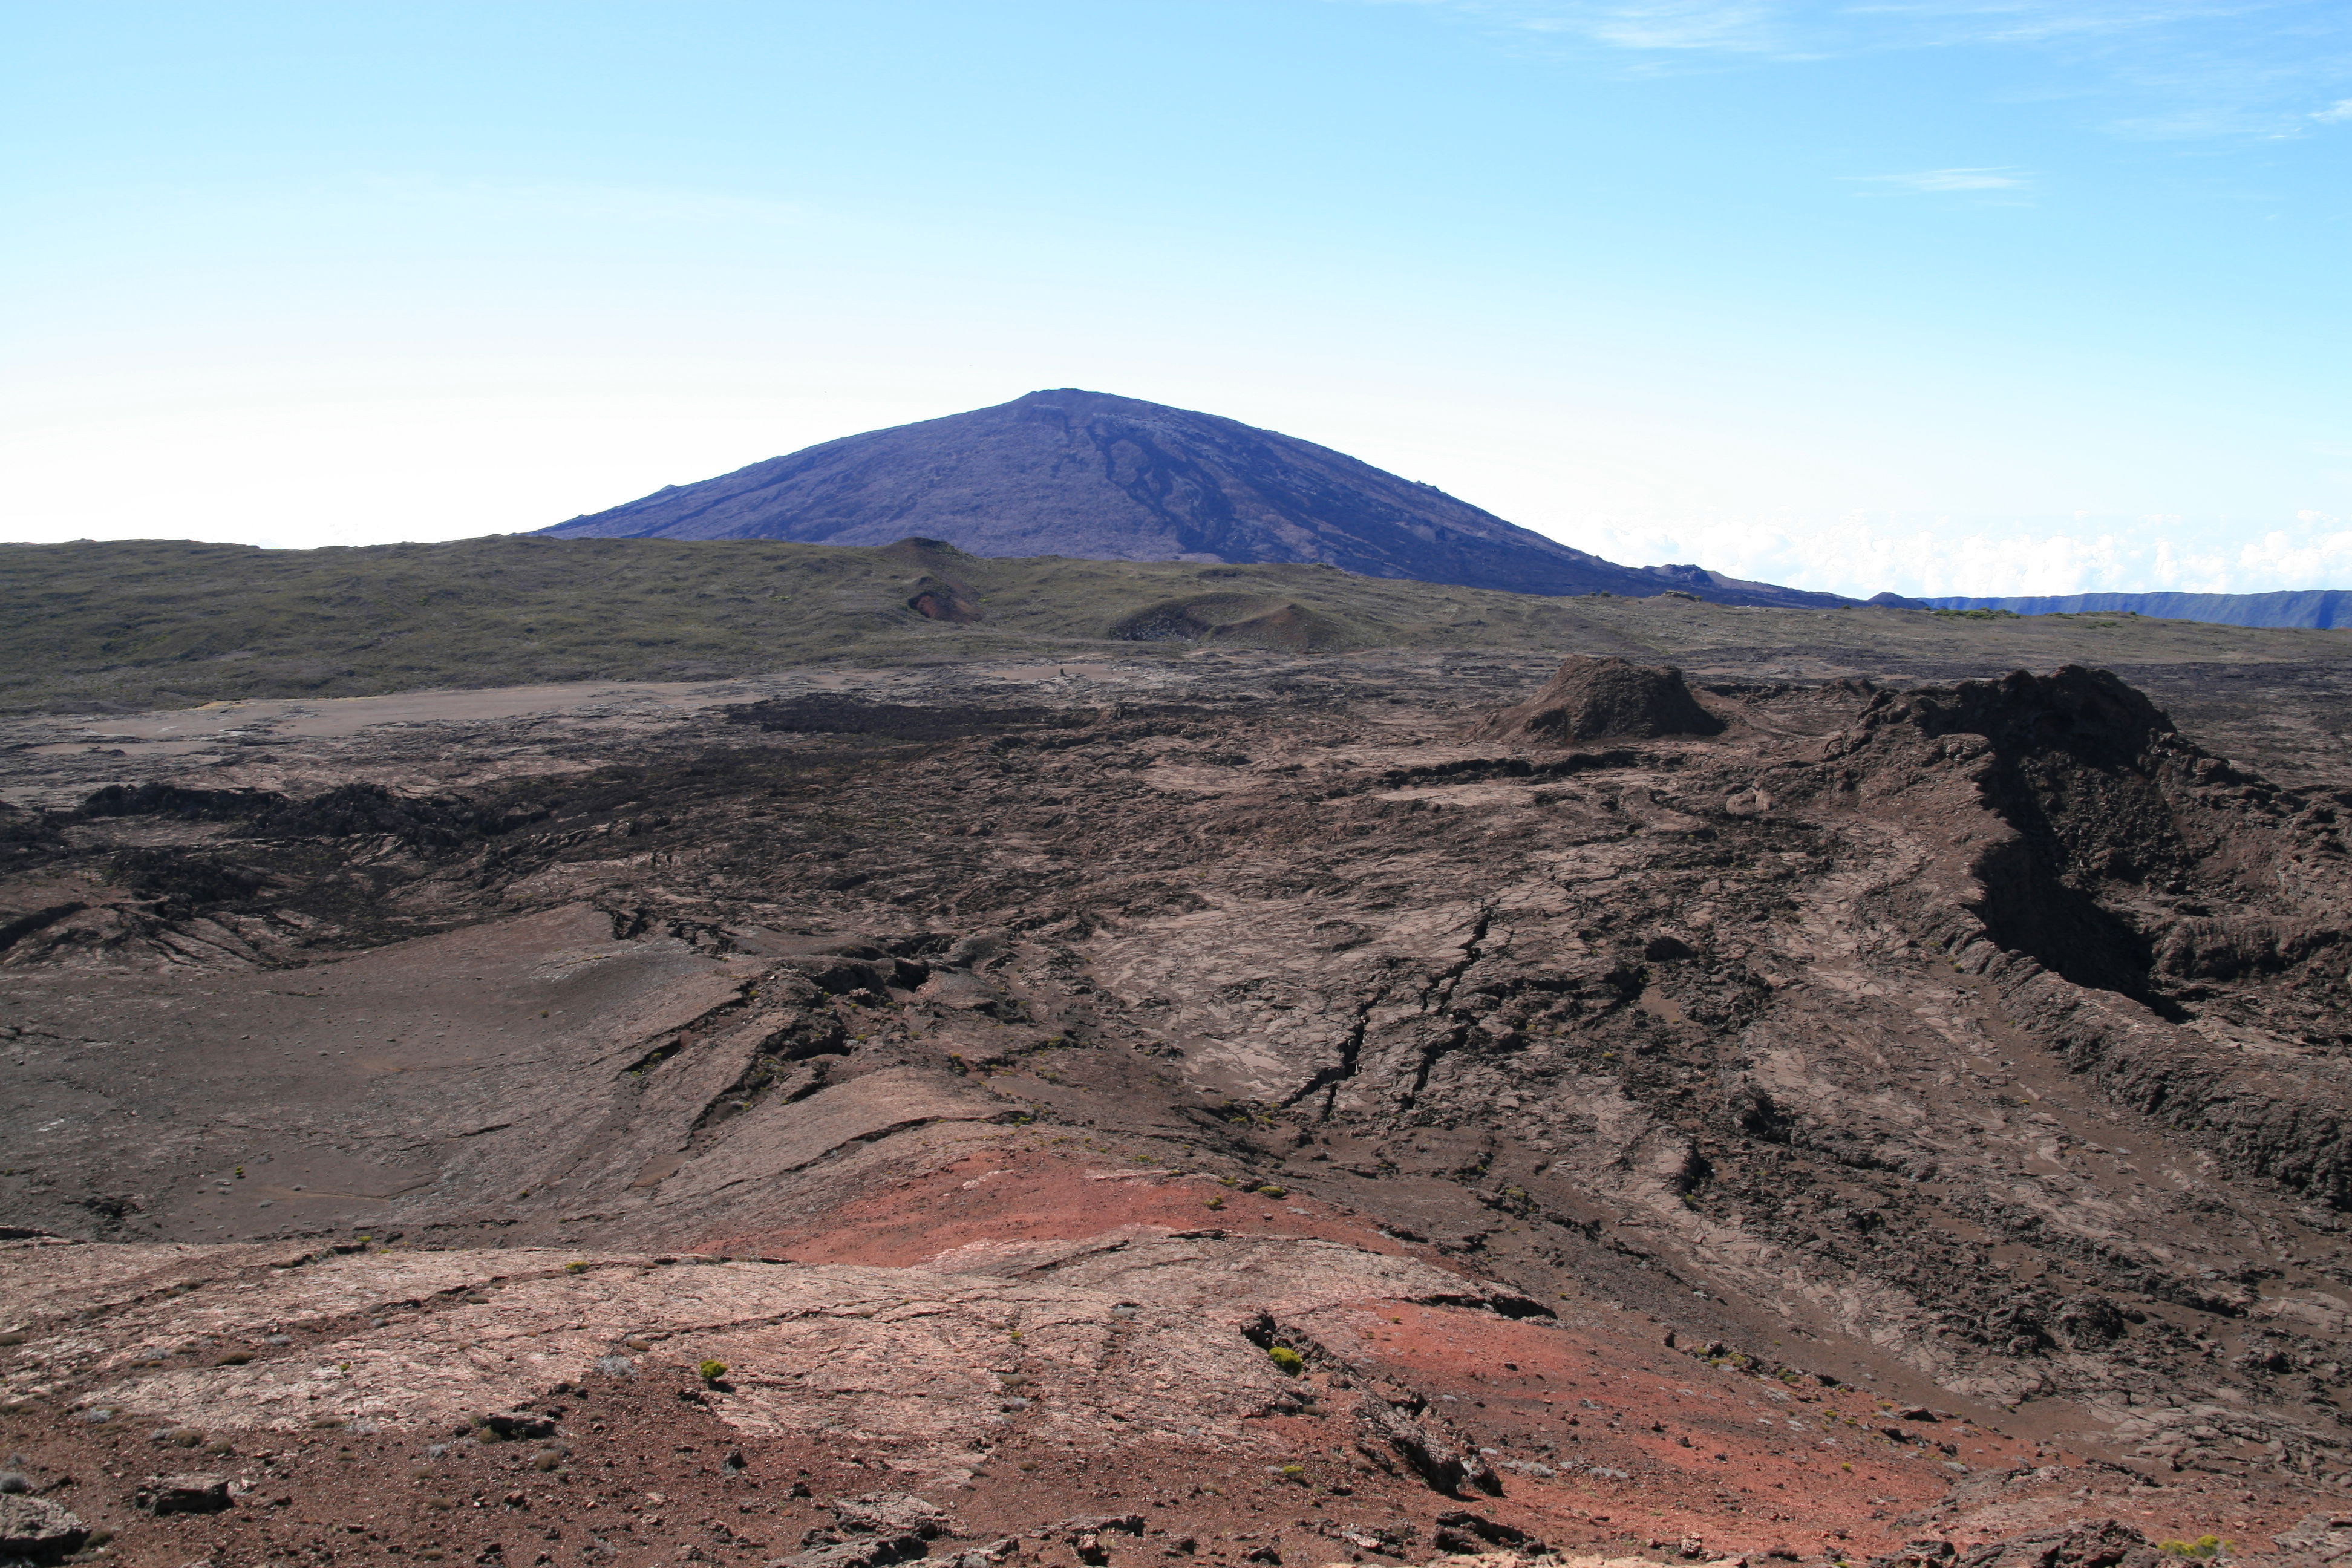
[[535, 390, 1843, 607], [5, 655, 2352, 1565]]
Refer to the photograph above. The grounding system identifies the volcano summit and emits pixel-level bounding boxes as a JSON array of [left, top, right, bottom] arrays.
[[538, 389, 1841, 607]]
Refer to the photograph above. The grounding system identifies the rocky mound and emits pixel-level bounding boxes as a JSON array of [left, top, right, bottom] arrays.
[[1109, 594, 1350, 651], [1848, 664, 2178, 766], [1477, 655, 1726, 742]]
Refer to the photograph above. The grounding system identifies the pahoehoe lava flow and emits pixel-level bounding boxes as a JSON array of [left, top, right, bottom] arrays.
[[5, 648, 2352, 1567]]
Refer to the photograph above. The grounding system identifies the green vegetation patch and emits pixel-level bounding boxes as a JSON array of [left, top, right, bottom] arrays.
[[1, 534, 2340, 714]]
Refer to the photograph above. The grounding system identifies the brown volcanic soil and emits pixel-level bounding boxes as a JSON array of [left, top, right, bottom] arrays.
[[6, 646, 2352, 1566]]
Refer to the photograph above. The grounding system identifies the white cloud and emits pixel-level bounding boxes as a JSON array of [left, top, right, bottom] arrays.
[[2316, 99, 2352, 122], [1553, 510, 2352, 596], [1854, 166, 2031, 191], [1373, 0, 1791, 53]]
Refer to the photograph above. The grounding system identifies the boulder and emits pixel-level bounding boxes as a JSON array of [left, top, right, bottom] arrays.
[[1354, 1395, 1501, 1497], [0, 1494, 89, 1564], [833, 1492, 957, 1540], [1432, 1510, 1544, 1555], [1956, 1521, 2159, 1568], [135, 1472, 233, 1515], [773, 1538, 929, 1568]]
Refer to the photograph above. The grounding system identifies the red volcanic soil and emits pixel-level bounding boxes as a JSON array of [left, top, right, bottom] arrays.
[[684, 1145, 2253, 1565]]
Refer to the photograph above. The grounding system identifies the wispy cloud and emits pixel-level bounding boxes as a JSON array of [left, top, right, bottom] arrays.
[[1563, 0, 1784, 53], [1370, 0, 2301, 59], [1359, 0, 2352, 139], [1855, 166, 2032, 191]]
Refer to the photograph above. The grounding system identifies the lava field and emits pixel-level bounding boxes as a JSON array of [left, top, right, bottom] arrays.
[[5, 648, 2352, 1568]]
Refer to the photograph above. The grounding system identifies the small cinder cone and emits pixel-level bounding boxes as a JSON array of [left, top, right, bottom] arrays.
[[1478, 655, 1725, 743]]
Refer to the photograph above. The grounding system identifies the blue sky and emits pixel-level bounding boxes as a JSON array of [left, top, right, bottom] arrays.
[[3, 0, 2347, 595]]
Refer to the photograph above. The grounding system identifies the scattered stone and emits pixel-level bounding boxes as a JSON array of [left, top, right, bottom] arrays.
[[1059, 1515, 1146, 1565], [134, 1472, 233, 1515], [2274, 1514, 2352, 1563], [477, 1411, 558, 1440], [1324, 1522, 1414, 1555], [1057, 1515, 1146, 1538]]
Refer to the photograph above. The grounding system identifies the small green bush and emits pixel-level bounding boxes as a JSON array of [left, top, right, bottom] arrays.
[[1256, 1184, 1286, 1198], [2157, 1538, 2226, 1560], [697, 1358, 728, 1383], [1267, 1345, 1305, 1374]]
